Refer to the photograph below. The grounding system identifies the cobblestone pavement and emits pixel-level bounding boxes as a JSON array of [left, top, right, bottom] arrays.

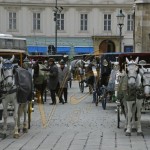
[[0, 81, 150, 150]]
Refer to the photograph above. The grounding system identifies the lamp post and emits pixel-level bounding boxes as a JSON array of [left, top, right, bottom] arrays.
[[116, 9, 125, 52], [53, 0, 63, 53]]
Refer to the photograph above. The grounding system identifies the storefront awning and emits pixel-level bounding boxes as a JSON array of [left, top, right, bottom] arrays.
[[27, 46, 48, 54], [57, 46, 71, 54], [74, 46, 94, 54]]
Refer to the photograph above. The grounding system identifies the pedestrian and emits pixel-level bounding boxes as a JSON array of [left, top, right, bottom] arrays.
[[58, 60, 71, 103], [41, 58, 59, 105]]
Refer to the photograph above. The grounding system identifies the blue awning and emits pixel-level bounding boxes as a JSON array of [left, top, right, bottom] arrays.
[[74, 46, 94, 54], [57, 46, 70, 54], [27, 46, 48, 53]]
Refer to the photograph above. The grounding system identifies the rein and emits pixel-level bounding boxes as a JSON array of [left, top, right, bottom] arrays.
[[0, 65, 17, 98]]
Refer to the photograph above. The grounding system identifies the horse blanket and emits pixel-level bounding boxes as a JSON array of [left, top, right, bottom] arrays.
[[15, 67, 32, 103]]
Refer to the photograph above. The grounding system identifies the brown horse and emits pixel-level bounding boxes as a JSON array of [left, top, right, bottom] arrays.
[[33, 62, 47, 104]]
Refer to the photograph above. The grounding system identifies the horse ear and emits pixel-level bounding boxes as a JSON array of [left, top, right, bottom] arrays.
[[10, 55, 15, 63], [135, 57, 139, 64], [126, 57, 130, 64]]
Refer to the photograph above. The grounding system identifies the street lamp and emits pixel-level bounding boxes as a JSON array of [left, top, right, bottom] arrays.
[[53, 0, 63, 54], [116, 9, 125, 52]]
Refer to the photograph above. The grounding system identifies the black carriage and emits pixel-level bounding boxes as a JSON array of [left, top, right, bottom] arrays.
[[28, 54, 70, 102], [117, 52, 150, 128], [28, 54, 69, 63], [94, 52, 123, 109]]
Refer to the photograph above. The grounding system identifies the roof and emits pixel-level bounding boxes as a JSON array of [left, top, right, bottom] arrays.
[[118, 52, 150, 70], [28, 54, 69, 62]]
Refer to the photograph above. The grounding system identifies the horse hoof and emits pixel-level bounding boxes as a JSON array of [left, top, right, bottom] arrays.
[[126, 132, 131, 136], [137, 132, 143, 136], [13, 134, 19, 139], [23, 128, 28, 133], [124, 128, 127, 132], [132, 128, 137, 132]]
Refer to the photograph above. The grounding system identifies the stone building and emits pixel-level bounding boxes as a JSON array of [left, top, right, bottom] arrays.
[[135, 0, 150, 52], [0, 0, 140, 55]]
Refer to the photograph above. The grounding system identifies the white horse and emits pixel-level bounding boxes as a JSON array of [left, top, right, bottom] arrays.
[[70, 59, 85, 79], [139, 66, 150, 97], [125, 57, 143, 136], [0, 55, 32, 138]]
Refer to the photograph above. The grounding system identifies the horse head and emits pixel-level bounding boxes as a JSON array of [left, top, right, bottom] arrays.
[[140, 66, 150, 97], [126, 57, 139, 89], [77, 60, 85, 68], [0, 55, 15, 87]]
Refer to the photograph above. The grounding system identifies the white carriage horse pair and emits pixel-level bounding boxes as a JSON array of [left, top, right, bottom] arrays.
[[0, 55, 32, 139], [122, 57, 150, 136]]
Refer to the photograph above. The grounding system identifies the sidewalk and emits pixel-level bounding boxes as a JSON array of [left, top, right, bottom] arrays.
[[0, 81, 150, 150]]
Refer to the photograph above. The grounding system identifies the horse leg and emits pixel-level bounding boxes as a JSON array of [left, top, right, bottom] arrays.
[[23, 103, 28, 133], [17, 104, 22, 133], [136, 99, 143, 135], [122, 99, 128, 131], [13, 100, 19, 138], [2, 100, 8, 138], [131, 103, 137, 132], [126, 101, 135, 136]]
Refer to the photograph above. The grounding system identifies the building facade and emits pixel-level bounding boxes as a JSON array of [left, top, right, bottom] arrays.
[[0, 0, 139, 56], [135, 0, 150, 52]]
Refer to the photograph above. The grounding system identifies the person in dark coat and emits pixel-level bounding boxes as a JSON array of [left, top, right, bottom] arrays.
[[41, 58, 59, 105], [58, 60, 71, 103]]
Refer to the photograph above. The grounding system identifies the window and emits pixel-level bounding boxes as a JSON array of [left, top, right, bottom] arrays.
[[57, 13, 64, 30], [127, 14, 133, 31], [80, 14, 88, 31], [9, 12, 17, 30], [33, 13, 41, 30], [104, 14, 111, 31]]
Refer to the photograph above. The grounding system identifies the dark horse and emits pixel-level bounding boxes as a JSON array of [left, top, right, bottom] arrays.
[[33, 62, 47, 104]]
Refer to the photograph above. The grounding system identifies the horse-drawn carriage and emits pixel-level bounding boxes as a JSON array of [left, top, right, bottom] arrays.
[[93, 52, 122, 109], [71, 54, 99, 93], [0, 35, 34, 138], [27, 54, 70, 103], [116, 52, 150, 135]]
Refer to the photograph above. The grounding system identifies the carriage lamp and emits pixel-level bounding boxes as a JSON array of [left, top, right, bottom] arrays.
[[116, 9, 125, 52]]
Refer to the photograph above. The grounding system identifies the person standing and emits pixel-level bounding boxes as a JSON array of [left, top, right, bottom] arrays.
[[42, 58, 59, 105], [58, 60, 71, 103]]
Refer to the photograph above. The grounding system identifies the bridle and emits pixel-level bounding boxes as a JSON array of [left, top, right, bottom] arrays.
[[127, 63, 138, 81], [0, 61, 16, 96]]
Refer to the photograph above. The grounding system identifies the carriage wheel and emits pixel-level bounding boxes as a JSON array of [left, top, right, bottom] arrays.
[[117, 102, 120, 128], [69, 80, 72, 88], [101, 97, 106, 110], [44, 89, 47, 102], [28, 102, 32, 129], [79, 81, 84, 93], [93, 90, 97, 106]]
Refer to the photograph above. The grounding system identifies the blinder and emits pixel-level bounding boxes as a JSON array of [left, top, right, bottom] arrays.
[[127, 66, 138, 80]]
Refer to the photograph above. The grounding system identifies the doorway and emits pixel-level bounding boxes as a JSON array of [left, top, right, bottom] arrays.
[[99, 40, 115, 53]]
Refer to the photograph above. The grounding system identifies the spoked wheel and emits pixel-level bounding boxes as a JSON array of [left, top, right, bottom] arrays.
[[79, 81, 84, 93]]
